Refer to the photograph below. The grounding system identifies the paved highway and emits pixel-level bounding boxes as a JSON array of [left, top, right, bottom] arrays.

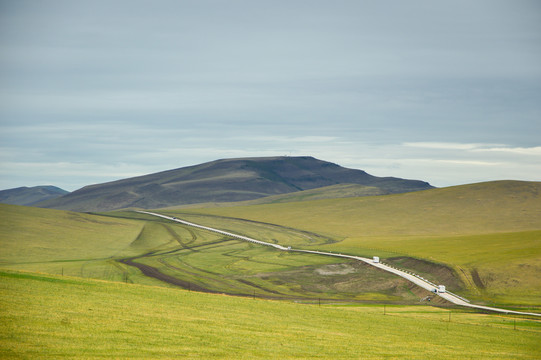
[[137, 211, 540, 317]]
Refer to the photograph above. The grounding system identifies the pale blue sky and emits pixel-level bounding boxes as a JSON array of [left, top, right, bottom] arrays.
[[1, 0, 540, 191]]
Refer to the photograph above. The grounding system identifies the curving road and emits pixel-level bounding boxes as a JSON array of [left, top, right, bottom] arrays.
[[136, 211, 540, 317]]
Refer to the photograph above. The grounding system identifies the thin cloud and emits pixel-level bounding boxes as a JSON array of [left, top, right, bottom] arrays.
[[473, 146, 541, 156], [403, 142, 500, 151]]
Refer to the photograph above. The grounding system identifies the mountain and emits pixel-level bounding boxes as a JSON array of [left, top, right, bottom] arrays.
[[0, 186, 69, 206], [38, 156, 433, 212]]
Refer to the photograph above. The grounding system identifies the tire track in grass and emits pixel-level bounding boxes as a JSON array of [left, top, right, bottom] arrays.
[[162, 224, 198, 251], [156, 256, 268, 295], [139, 211, 541, 316], [119, 256, 303, 299], [118, 236, 293, 297], [168, 211, 334, 245], [118, 257, 218, 293]]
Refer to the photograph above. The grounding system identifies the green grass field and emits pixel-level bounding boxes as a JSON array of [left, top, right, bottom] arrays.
[[172, 181, 541, 308], [2, 181, 541, 358], [1, 204, 432, 303], [2, 181, 541, 308], [1, 270, 540, 359]]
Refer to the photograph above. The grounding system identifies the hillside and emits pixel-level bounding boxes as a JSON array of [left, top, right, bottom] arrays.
[[185, 180, 541, 240], [169, 183, 389, 209], [0, 203, 438, 303], [177, 180, 541, 306], [0, 186, 68, 206], [0, 204, 143, 273], [38, 156, 433, 212]]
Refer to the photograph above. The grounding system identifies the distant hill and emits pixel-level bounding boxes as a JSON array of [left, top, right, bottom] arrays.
[[0, 186, 68, 206], [172, 183, 390, 209], [192, 180, 541, 238], [38, 156, 433, 212]]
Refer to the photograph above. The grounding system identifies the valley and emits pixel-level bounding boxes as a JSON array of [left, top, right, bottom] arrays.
[[177, 180, 541, 308], [2, 179, 540, 309], [1, 159, 540, 358]]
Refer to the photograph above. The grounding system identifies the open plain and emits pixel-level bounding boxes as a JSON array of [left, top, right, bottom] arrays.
[[1, 180, 540, 358]]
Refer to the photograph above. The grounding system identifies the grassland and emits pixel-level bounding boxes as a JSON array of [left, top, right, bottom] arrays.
[[2, 180, 540, 308], [173, 183, 388, 208], [0, 204, 144, 278], [2, 181, 541, 358], [1, 204, 433, 303], [106, 211, 444, 302], [172, 181, 541, 308], [2, 270, 540, 359]]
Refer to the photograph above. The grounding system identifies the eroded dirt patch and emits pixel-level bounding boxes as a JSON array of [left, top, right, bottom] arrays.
[[315, 264, 357, 275], [251, 261, 440, 303], [385, 256, 465, 293], [118, 257, 218, 293], [470, 268, 486, 289]]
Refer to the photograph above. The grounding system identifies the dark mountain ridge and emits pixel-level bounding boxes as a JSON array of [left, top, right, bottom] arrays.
[[0, 186, 69, 206], [38, 156, 433, 212]]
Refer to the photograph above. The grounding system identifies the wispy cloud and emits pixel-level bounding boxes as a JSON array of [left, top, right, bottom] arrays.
[[403, 142, 499, 151], [473, 146, 541, 156], [404, 142, 541, 156]]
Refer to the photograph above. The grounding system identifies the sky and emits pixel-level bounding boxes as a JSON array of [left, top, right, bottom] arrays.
[[1, 0, 540, 192]]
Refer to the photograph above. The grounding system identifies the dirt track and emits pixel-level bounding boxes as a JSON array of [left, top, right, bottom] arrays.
[[118, 257, 218, 293]]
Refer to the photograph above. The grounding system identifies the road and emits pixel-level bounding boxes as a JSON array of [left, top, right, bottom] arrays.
[[137, 211, 540, 317]]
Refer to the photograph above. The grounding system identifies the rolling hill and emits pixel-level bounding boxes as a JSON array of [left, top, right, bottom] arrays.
[[176, 180, 541, 307], [2, 180, 541, 308], [0, 186, 68, 206], [37, 156, 433, 212], [0, 203, 436, 303]]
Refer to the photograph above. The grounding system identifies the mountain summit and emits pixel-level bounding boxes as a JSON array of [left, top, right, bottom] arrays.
[[38, 156, 433, 212]]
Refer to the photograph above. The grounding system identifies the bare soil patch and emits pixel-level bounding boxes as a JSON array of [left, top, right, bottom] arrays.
[[118, 257, 216, 293], [315, 263, 357, 275], [385, 256, 465, 293], [470, 268, 486, 289]]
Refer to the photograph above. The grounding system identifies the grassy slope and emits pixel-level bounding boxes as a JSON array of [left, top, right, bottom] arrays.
[[0, 204, 159, 283], [3, 180, 540, 306], [0, 204, 144, 262], [1, 204, 430, 302], [103, 211, 433, 302], [170, 183, 387, 209], [1, 270, 539, 359], [177, 181, 541, 307]]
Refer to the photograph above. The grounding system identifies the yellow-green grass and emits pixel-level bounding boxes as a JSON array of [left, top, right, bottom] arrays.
[[112, 212, 425, 302], [174, 181, 541, 307], [184, 181, 541, 237], [0, 204, 141, 272], [1, 205, 426, 303], [170, 183, 387, 209], [1, 270, 540, 359], [0, 204, 182, 287]]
